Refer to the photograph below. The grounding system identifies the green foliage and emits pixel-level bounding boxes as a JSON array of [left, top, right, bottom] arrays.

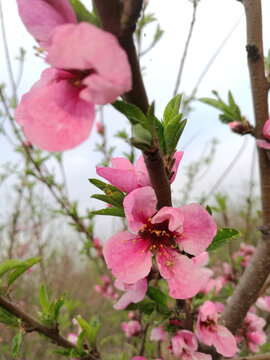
[[162, 94, 187, 155], [11, 332, 22, 358], [126, 299, 156, 315], [89, 178, 125, 217], [207, 228, 241, 251], [68, 0, 100, 26], [39, 284, 66, 327], [200, 90, 243, 124], [131, 124, 153, 150], [0, 307, 19, 328], [112, 101, 147, 126], [0, 258, 42, 291], [146, 286, 169, 315], [75, 315, 101, 349]]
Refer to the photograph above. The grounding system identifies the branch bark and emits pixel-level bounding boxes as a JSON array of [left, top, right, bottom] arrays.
[[93, 0, 172, 210], [221, 0, 270, 334]]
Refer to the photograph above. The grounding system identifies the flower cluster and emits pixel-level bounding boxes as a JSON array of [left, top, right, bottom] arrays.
[[15, 0, 131, 151]]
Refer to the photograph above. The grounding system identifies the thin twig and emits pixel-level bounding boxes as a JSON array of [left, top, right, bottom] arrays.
[[173, 0, 198, 96]]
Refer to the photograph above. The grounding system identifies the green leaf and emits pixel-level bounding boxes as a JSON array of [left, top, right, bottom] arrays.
[[53, 293, 66, 321], [92, 207, 125, 217], [40, 283, 49, 311], [163, 94, 182, 127], [89, 179, 124, 195], [131, 124, 153, 151], [8, 257, 42, 288], [0, 307, 19, 328], [75, 316, 100, 349], [112, 101, 146, 126], [77, 329, 86, 354], [11, 332, 22, 358], [205, 205, 212, 215], [147, 286, 169, 315], [52, 348, 71, 357], [126, 299, 156, 315], [154, 116, 164, 152], [0, 260, 26, 278], [68, 0, 100, 25], [207, 228, 241, 251], [164, 117, 186, 155], [91, 194, 121, 208]]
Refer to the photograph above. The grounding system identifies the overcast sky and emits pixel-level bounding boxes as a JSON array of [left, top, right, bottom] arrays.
[[1, 0, 270, 238]]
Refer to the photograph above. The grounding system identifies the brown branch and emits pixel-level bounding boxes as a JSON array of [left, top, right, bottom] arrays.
[[94, 1, 172, 210], [0, 296, 99, 360], [221, 0, 270, 334]]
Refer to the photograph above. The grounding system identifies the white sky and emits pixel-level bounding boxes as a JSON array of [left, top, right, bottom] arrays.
[[1, 0, 270, 239]]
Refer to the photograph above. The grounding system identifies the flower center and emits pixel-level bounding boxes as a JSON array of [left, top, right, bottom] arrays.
[[138, 219, 179, 253]]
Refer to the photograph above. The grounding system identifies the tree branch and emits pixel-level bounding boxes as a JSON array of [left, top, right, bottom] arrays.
[[0, 296, 99, 360], [221, 0, 270, 334]]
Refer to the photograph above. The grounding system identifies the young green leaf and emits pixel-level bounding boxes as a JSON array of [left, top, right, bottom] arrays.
[[40, 283, 50, 311], [126, 299, 156, 315], [68, 0, 100, 25], [164, 117, 186, 155], [112, 101, 146, 126], [11, 332, 22, 358], [53, 293, 66, 321], [0, 307, 19, 328], [91, 194, 122, 208], [92, 207, 125, 217], [207, 228, 241, 251], [89, 179, 124, 195], [77, 329, 87, 355], [163, 94, 182, 127], [131, 124, 153, 151], [8, 257, 42, 288], [0, 260, 26, 278]]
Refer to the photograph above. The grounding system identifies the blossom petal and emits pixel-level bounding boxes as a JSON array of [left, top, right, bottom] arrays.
[[103, 231, 152, 284], [135, 155, 151, 187], [15, 68, 94, 151], [170, 151, 184, 183], [47, 23, 132, 103], [257, 139, 270, 149], [157, 250, 203, 299], [151, 207, 184, 233], [178, 203, 217, 255], [96, 158, 139, 193], [263, 119, 270, 139], [114, 278, 148, 310], [124, 187, 157, 232], [17, 0, 77, 48], [212, 325, 237, 357]]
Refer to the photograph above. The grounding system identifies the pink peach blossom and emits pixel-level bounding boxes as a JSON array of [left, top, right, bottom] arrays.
[[47, 23, 132, 105], [171, 330, 212, 360], [97, 152, 183, 194], [256, 296, 270, 312], [257, 119, 270, 149], [114, 278, 147, 310], [236, 310, 266, 353], [15, 20, 131, 151], [232, 243, 255, 267], [122, 320, 141, 337], [150, 325, 166, 342], [15, 68, 95, 151], [103, 186, 217, 299], [196, 300, 237, 357], [96, 122, 104, 135], [16, 0, 77, 49]]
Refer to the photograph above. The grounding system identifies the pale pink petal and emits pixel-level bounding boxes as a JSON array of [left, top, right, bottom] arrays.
[[263, 119, 270, 139], [247, 331, 266, 345], [157, 250, 203, 299], [96, 160, 139, 193], [178, 203, 217, 255], [256, 296, 270, 312], [103, 231, 152, 284], [257, 139, 270, 149], [150, 326, 166, 342], [151, 207, 184, 233], [192, 252, 209, 267], [17, 0, 77, 48], [194, 353, 212, 360], [132, 357, 147, 360], [114, 278, 148, 310], [124, 187, 157, 232], [199, 301, 219, 323], [212, 325, 237, 357], [15, 68, 94, 151], [135, 155, 151, 187], [47, 23, 131, 103], [122, 320, 141, 337], [170, 151, 184, 183]]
